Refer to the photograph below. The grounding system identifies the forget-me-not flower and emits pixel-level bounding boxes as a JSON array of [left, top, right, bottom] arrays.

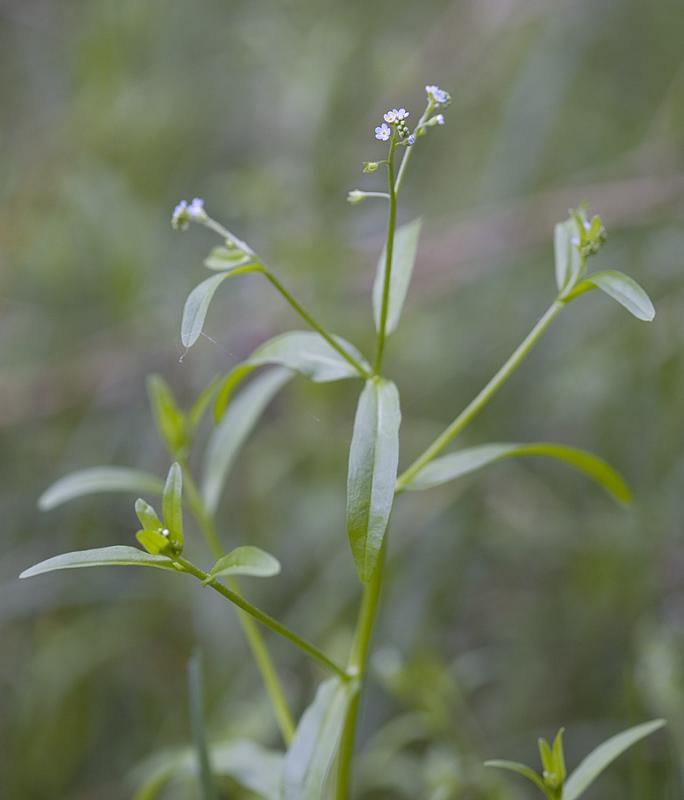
[[374, 123, 391, 141], [425, 85, 450, 106]]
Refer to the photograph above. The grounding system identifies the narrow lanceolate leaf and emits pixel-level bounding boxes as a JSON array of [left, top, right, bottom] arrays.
[[135, 498, 162, 531], [203, 368, 292, 514], [554, 218, 582, 292], [188, 375, 221, 432], [214, 331, 369, 421], [181, 264, 261, 348], [147, 375, 186, 454], [282, 679, 354, 800], [406, 442, 632, 505], [162, 463, 183, 545], [567, 270, 655, 321], [203, 546, 281, 582], [347, 379, 401, 582], [19, 546, 177, 579], [563, 720, 666, 800], [484, 760, 547, 794], [38, 467, 164, 511], [373, 217, 422, 335]]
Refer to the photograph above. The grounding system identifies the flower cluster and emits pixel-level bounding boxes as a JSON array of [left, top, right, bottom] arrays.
[[374, 106, 414, 145], [171, 197, 207, 230], [425, 84, 450, 107]]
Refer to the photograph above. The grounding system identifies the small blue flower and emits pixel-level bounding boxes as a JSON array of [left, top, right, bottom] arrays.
[[375, 123, 391, 141], [407, 134, 416, 145], [425, 84, 450, 107], [171, 200, 189, 230], [384, 107, 409, 124], [435, 114, 445, 125], [187, 197, 207, 221]]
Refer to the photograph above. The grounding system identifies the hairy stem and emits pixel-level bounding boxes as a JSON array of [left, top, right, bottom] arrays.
[[180, 460, 296, 744], [395, 299, 565, 491]]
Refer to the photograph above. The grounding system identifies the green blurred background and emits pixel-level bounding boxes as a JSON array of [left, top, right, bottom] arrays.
[[2, 0, 683, 797]]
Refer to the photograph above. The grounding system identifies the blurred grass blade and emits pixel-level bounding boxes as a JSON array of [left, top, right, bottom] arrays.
[[39, 467, 164, 511], [181, 264, 261, 348], [188, 375, 221, 431], [282, 678, 353, 800], [372, 217, 422, 335], [147, 375, 186, 454], [347, 379, 401, 582], [187, 653, 218, 800], [566, 270, 655, 321], [563, 720, 666, 800], [132, 740, 283, 800], [484, 760, 547, 794], [214, 331, 369, 420], [405, 442, 631, 504], [203, 546, 281, 582], [162, 463, 183, 545], [203, 368, 292, 514], [20, 546, 177, 578]]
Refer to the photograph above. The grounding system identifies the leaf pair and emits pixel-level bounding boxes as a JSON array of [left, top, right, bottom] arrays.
[[148, 374, 219, 456], [134, 462, 183, 556], [554, 211, 654, 322], [486, 719, 665, 799]]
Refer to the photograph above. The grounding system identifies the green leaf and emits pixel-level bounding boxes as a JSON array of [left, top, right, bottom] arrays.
[[552, 728, 566, 784], [188, 375, 221, 432], [39, 467, 163, 511], [214, 331, 368, 421], [347, 379, 401, 582], [136, 529, 172, 556], [147, 375, 187, 454], [135, 498, 162, 531], [484, 760, 547, 795], [406, 442, 632, 505], [19, 546, 177, 578], [162, 463, 183, 545], [202, 368, 292, 514], [204, 246, 252, 271], [554, 218, 582, 292], [187, 653, 218, 800], [563, 720, 665, 800], [282, 679, 354, 800], [538, 737, 554, 776], [373, 217, 422, 335], [565, 270, 655, 321], [204, 546, 281, 582], [181, 264, 261, 348]]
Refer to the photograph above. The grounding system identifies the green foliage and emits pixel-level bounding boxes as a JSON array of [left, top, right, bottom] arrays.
[[486, 720, 665, 799], [346, 378, 401, 582], [565, 270, 656, 321], [19, 546, 178, 577], [405, 442, 632, 504], [372, 217, 422, 335], [282, 679, 354, 799], [38, 467, 164, 510], [161, 462, 183, 549], [203, 546, 281, 581], [187, 653, 218, 800]]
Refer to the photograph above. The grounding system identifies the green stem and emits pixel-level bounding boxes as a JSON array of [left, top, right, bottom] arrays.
[[335, 541, 387, 799], [202, 215, 370, 380], [394, 101, 433, 195], [373, 136, 398, 375], [177, 555, 350, 681], [180, 461, 296, 744], [395, 299, 565, 491], [262, 269, 372, 379]]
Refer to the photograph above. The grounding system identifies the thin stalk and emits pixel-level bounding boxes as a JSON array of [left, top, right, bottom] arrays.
[[373, 136, 398, 374], [394, 101, 433, 195], [263, 269, 372, 379], [180, 461, 296, 744], [335, 541, 387, 799], [177, 556, 349, 681], [395, 299, 565, 491]]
